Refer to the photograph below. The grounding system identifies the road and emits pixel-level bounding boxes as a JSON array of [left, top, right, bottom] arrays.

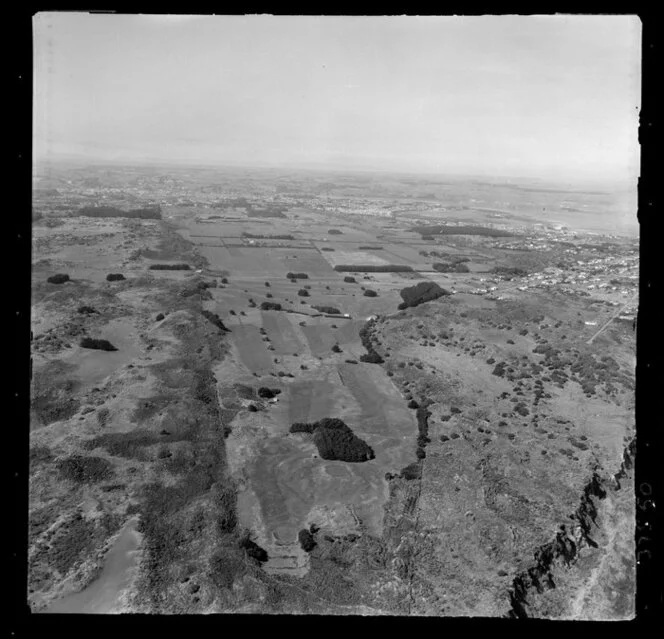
[[587, 293, 638, 344]]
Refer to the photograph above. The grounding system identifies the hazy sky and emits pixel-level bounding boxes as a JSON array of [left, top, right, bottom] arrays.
[[33, 13, 641, 183]]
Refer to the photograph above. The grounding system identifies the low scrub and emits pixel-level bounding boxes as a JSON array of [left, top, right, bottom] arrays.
[[297, 288, 310, 297], [106, 273, 126, 281], [328, 229, 343, 235], [410, 224, 514, 237], [80, 337, 118, 351], [343, 276, 357, 283], [286, 272, 309, 279], [363, 289, 378, 297], [56, 455, 114, 483]]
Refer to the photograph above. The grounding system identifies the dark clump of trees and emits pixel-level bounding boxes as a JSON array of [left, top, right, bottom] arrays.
[[359, 320, 384, 364], [343, 276, 357, 283], [149, 263, 191, 271], [312, 305, 341, 314], [106, 273, 126, 281], [334, 264, 413, 273], [80, 337, 118, 351], [56, 455, 114, 483], [363, 289, 378, 297], [432, 262, 470, 273], [258, 387, 281, 399], [400, 462, 421, 480], [239, 535, 269, 563], [201, 310, 230, 332], [155, 313, 165, 321], [77, 205, 162, 220], [410, 224, 514, 237], [77, 305, 97, 314], [298, 528, 317, 552], [491, 266, 529, 277], [331, 344, 342, 353], [260, 301, 282, 311], [242, 232, 294, 240], [359, 246, 383, 250], [286, 272, 309, 279], [47, 273, 70, 284], [328, 229, 343, 235], [298, 288, 310, 297], [398, 281, 450, 310], [290, 418, 375, 462]]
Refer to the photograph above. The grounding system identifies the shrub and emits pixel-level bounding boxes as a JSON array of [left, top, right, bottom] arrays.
[[155, 313, 165, 321], [47, 273, 70, 284], [297, 289, 309, 297], [343, 276, 357, 283], [407, 399, 419, 409], [221, 277, 228, 284], [80, 337, 117, 351], [148, 264, 191, 270], [360, 351, 384, 364], [286, 272, 309, 279], [77, 305, 97, 314], [363, 289, 378, 297], [312, 305, 341, 314], [345, 359, 358, 364], [332, 344, 342, 353], [400, 462, 421, 480], [432, 262, 470, 273], [239, 535, 269, 563], [201, 310, 230, 332], [106, 273, 126, 282], [328, 229, 343, 235], [260, 301, 282, 311], [298, 528, 317, 552], [313, 418, 375, 462]]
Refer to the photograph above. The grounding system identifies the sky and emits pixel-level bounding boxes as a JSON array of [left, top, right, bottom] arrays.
[[33, 13, 641, 184]]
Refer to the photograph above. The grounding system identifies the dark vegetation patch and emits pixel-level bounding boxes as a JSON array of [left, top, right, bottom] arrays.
[[298, 529, 317, 552], [343, 276, 357, 283], [398, 281, 450, 309], [359, 319, 384, 364], [327, 229, 343, 235], [492, 266, 529, 277], [432, 261, 470, 273], [106, 273, 126, 282], [358, 246, 383, 250], [286, 272, 309, 279], [311, 305, 341, 314], [333, 264, 413, 272], [77, 205, 162, 220], [239, 535, 269, 563], [321, 247, 335, 251], [298, 288, 310, 297], [47, 273, 70, 284], [242, 232, 294, 240], [260, 301, 282, 311], [56, 455, 114, 483], [201, 310, 230, 332], [290, 418, 374, 462], [80, 337, 118, 351], [400, 462, 422, 480], [77, 305, 98, 314], [149, 264, 191, 271], [363, 289, 378, 297], [410, 224, 514, 237]]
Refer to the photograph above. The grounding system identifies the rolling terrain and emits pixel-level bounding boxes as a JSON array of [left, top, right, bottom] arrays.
[[29, 163, 637, 616]]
